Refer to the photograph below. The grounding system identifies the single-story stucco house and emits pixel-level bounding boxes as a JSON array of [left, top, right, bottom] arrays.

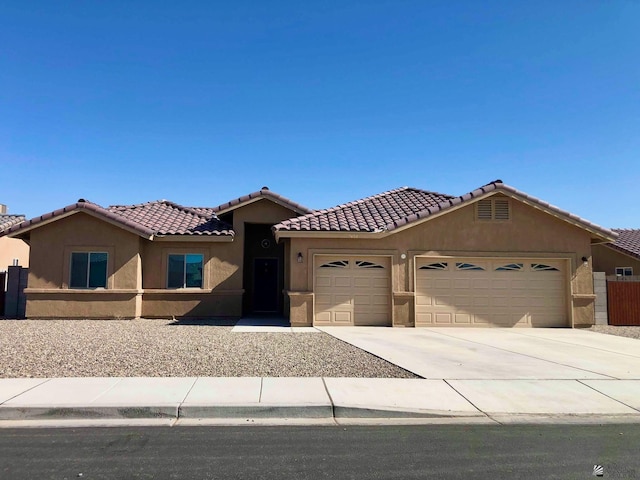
[[2, 180, 617, 327], [592, 229, 640, 278], [0, 206, 29, 270]]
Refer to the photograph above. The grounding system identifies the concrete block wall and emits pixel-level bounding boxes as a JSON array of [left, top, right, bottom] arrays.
[[593, 272, 608, 325]]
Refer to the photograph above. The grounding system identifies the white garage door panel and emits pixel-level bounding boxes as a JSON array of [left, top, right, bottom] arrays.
[[314, 256, 391, 326], [415, 258, 567, 327]]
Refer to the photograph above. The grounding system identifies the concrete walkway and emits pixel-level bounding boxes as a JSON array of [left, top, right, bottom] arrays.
[[2, 328, 640, 426]]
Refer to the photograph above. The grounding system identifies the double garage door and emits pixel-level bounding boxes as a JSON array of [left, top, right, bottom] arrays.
[[313, 255, 567, 327], [314, 256, 391, 326], [415, 257, 567, 327]]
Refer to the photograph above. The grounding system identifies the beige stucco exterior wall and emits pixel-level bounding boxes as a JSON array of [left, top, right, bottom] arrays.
[[140, 199, 302, 318], [592, 244, 640, 276], [21, 199, 303, 320], [0, 236, 29, 270], [140, 240, 243, 318], [286, 198, 596, 328], [24, 212, 142, 318]]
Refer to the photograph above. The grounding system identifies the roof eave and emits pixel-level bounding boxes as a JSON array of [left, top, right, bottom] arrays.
[[153, 234, 234, 242], [6, 206, 155, 240], [274, 229, 386, 242]]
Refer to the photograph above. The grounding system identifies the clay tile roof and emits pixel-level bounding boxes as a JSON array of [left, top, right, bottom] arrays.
[[3, 199, 233, 239], [2, 200, 158, 238], [208, 187, 313, 215], [607, 229, 640, 259], [274, 187, 454, 232], [274, 179, 616, 241], [107, 200, 233, 236], [0, 214, 26, 232]]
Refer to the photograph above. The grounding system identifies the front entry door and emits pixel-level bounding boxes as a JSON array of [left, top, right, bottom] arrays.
[[253, 258, 279, 313]]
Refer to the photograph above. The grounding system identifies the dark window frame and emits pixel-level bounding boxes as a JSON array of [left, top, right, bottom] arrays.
[[167, 253, 204, 288], [69, 251, 108, 289]]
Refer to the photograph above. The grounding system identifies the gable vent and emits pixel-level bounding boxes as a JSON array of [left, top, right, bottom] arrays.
[[476, 198, 510, 221], [494, 199, 510, 220], [477, 200, 493, 220]]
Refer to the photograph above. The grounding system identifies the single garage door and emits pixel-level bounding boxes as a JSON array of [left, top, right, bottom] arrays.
[[415, 257, 567, 327], [314, 255, 391, 326]]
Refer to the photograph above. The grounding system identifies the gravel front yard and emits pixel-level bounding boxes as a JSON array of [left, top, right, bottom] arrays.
[[588, 325, 640, 340], [0, 319, 418, 378]]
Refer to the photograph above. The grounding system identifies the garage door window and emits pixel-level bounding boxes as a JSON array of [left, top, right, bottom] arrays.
[[320, 260, 349, 268], [456, 262, 485, 271], [419, 262, 448, 270], [355, 260, 384, 269], [531, 263, 559, 271], [495, 263, 524, 271]]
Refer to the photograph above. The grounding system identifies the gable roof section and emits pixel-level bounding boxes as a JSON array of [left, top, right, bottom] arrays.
[[603, 229, 640, 260], [274, 187, 453, 233], [3, 200, 234, 240], [107, 201, 233, 236], [274, 180, 616, 242], [0, 214, 26, 233], [208, 187, 313, 216]]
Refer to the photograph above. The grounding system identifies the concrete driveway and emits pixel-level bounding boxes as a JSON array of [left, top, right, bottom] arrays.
[[317, 327, 640, 420], [317, 327, 640, 380]]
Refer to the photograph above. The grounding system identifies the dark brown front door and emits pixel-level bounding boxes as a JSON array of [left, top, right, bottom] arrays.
[[253, 258, 279, 313]]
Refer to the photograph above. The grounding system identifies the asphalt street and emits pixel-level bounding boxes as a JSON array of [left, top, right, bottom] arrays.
[[0, 425, 638, 479]]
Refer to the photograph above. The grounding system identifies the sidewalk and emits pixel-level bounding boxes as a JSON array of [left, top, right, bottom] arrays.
[[2, 376, 640, 427]]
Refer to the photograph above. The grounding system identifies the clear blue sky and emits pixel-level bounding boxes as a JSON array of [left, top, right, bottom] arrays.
[[1, 1, 638, 227]]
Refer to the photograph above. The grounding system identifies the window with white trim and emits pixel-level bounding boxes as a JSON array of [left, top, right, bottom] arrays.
[[70, 252, 108, 288], [168, 254, 204, 288], [476, 198, 510, 221], [616, 267, 633, 277]]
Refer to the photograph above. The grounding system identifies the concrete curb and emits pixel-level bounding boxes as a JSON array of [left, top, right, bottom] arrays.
[[0, 403, 485, 422], [332, 406, 486, 419], [178, 404, 333, 419], [0, 405, 178, 421], [3, 402, 640, 426]]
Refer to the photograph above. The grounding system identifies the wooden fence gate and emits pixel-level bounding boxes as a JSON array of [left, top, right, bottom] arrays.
[[607, 278, 640, 326]]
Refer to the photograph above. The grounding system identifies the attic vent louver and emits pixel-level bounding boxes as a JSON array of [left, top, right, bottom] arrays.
[[477, 200, 493, 220], [476, 198, 510, 221], [494, 199, 510, 220]]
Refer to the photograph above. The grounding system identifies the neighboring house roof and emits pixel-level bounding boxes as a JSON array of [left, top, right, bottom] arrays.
[[3, 199, 234, 240], [0, 214, 26, 232], [274, 180, 617, 242], [604, 229, 640, 260], [208, 187, 313, 216]]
